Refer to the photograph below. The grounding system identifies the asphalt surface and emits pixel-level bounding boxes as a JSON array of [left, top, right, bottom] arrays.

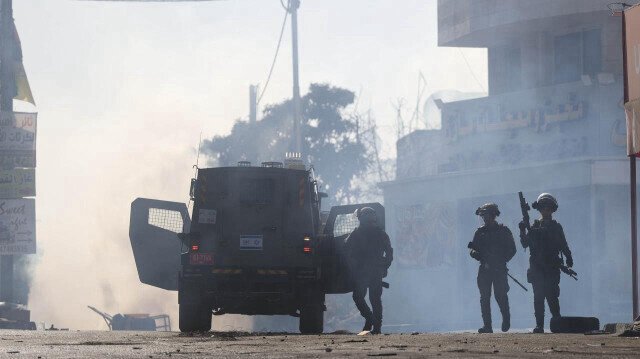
[[0, 330, 639, 358]]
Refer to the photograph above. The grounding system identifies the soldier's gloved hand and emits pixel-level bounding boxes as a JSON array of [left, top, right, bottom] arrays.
[[470, 250, 481, 261], [566, 257, 573, 268]]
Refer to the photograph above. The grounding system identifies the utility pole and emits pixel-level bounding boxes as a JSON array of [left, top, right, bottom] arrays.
[[249, 85, 257, 123], [0, 0, 14, 304], [622, 5, 639, 320], [289, 0, 302, 154]]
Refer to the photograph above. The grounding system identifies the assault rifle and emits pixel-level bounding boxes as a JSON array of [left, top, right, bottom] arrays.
[[519, 192, 531, 231], [560, 265, 578, 281], [518, 192, 531, 251]]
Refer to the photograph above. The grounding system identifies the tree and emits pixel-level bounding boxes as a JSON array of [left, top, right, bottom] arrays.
[[203, 83, 371, 205]]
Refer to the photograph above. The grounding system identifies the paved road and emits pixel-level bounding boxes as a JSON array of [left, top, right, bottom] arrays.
[[0, 330, 639, 358]]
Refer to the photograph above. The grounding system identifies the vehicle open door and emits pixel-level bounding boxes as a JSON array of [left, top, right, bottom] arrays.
[[129, 198, 191, 291], [320, 203, 385, 294]]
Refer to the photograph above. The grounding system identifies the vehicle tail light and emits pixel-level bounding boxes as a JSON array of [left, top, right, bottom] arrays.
[[303, 235, 312, 253], [191, 244, 199, 252]]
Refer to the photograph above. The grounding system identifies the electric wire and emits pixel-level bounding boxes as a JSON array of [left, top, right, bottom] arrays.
[[257, 0, 290, 105]]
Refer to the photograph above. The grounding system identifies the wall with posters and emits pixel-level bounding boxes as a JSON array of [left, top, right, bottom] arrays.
[[0, 112, 37, 306]]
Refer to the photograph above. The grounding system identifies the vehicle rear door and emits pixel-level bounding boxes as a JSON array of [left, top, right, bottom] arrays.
[[320, 202, 385, 294], [129, 198, 191, 291]]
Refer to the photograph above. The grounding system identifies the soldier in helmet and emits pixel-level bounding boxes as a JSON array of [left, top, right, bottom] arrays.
[[519, 193, 573, 334], [468, 203, 516, 333], [345, 207, 393, 334]]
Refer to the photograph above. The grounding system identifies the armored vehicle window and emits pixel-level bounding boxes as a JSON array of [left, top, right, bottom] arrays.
[[239, 178, 275, 204], [333, 213, 358, 238], [148, 208, 184, 233]]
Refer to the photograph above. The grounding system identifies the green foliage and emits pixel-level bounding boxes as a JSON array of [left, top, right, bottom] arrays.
[[203, 83, 370, 205]]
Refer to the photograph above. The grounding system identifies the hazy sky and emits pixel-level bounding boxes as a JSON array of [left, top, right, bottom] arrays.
[[13, 0, 487, 329]]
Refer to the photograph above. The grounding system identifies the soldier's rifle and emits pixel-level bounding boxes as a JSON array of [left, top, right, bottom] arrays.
[[518, 192, 531, 252], [467, 242, 528, 292], [560, 264, 578, 281]]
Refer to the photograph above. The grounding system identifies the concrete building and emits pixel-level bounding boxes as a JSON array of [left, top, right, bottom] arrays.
[[381, 0, 632, 331]]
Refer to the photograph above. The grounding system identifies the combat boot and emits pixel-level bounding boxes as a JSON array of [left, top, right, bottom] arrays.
[[479, 310, 492, 334], [533, 315, 544, 334], [370, 318, 382, 334]]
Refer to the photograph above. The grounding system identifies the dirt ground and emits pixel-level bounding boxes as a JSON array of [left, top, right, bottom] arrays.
[[0, 330, 639, 358]]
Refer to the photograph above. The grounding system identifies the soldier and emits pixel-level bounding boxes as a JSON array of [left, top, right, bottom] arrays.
[[468, 203, 516, 333], [519, 193, 573, 334], [345, 207, 393, 334]]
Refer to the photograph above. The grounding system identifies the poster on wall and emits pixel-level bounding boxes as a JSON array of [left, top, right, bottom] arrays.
[[0, 198, 35, 255], [395, 203, 456, 269]]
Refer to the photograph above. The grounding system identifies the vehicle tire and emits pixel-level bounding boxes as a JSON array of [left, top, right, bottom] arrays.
[[299, 304, 324, 334], [179, 303, 212, 332]]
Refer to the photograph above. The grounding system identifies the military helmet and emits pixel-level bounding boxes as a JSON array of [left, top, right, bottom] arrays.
[[475, 203, 500, 216], [532, 193, 558, 211], [356, 207, 377, 223]]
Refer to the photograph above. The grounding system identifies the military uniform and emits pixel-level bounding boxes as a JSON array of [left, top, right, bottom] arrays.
[[345, 208, 393, 334], [470, 220, 516, 333], [521, 219, 573, 329], [519, 193, 573, 333]]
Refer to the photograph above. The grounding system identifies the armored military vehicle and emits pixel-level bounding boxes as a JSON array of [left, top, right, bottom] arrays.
[[129, 159, 384, 333]]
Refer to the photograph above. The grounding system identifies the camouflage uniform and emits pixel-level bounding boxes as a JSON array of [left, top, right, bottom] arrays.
[[345, 208, 393, 334], [470, 210, 516, 333]]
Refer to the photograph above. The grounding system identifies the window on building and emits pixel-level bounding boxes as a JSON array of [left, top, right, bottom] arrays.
[[583, 28, 603, 75], [554, 29, 602, 84], [554, 32, 582, 83], [489, 45, 522, 94]]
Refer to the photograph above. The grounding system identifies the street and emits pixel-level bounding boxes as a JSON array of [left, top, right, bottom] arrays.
[[0, 330, 639, 358]]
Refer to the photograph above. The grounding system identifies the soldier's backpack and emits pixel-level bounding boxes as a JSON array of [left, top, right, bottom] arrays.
[[550, 316, 600, 333]]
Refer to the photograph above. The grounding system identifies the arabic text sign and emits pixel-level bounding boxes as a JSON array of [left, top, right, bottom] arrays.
[[0, 198, 35, 254], [0, 168, 35, 199], [0, 126, 36, 151], [0, 113, 37, 166], [626, 5, 640, 102]]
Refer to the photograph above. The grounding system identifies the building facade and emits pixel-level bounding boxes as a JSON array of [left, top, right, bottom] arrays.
[[381, 0, 632, 331]]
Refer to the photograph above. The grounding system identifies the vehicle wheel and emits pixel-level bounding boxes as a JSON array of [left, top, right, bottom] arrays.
[[299, 304, 324, 334], [179, 303, 212, 332]]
